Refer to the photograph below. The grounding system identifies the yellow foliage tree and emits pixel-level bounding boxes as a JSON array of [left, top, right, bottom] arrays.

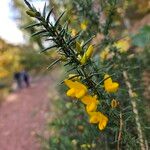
[[0, 39, 23, 80]]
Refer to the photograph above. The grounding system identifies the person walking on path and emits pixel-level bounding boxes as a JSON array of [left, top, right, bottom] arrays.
[[21, 70, 30, 87], [14, 72, 22, 89]]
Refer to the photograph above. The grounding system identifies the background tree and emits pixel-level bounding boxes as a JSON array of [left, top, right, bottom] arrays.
[[12, 0, 46, 49]]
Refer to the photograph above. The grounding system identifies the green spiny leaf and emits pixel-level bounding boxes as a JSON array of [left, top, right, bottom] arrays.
[[24, 0, 32, 10], [54, 11, 65, 28], [67, 67, 77, 73], [64, 61, 72, 66], [25, 22, 41, 29], [42, 2, 47, 18], [59, 29, 66, 37], [45, 37, 56, 41], [31, 30, 47, 37], [46, 7, 54, 23], [41, 45, 57, 53], [82, 35, 95, 48], [47, 59, 61, 70], [67, 35, 79, 45], [42, 32, 51, 37]]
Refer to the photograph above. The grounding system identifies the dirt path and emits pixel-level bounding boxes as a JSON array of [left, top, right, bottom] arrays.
[[0, 73, 58, 150]]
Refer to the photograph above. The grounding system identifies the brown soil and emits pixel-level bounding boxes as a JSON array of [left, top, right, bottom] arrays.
[[0, 74, 58, 150]]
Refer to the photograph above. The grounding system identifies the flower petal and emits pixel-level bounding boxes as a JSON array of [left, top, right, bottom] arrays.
[[86, 102, 97, 113], [98, 115, 108, 130], [67, 88, 75, 97], [76, 89, 86, 99]]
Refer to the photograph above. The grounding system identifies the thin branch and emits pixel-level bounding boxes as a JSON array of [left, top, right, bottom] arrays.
[[123, 71, 146, 150], [117, 112, 123, 150]]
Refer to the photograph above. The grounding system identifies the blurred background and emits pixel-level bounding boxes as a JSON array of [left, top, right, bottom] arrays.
[[0, 0, 53, 100], [0, 0, 150, 150]]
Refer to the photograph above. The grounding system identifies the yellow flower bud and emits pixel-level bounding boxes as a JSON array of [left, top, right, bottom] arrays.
[[80, 45, 94, 64], [78, 125, 84, 131], [68, 74, 80, 81], [111, 99, 119, 108], [26, 10, 40, 17]]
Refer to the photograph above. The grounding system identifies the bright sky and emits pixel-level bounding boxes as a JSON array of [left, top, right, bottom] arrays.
[[0, 0, 24, 44], [0, 0, 47, 45]]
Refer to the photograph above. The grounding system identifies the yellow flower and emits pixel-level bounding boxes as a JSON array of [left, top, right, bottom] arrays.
[[98, 114, 108, 130], [89, 112, 108, 130], [81, 95, 98, 105], [80, 45, 94, 64], [89, 112, 102, 123], [89, 113, 100, 123], [104, 74, 119, 93], [64, 79, 87, 99], [114, 37, 130, 53], [111, 99, 119, 108], [81, 95, 99, 113], [80, 21, 87, 31], [99, 47, 109, 61], [86, 102, 97, 113], [71, 29, 77, 37]]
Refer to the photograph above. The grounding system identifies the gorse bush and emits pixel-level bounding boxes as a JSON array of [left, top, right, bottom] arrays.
[[24, 0, 149, 149]]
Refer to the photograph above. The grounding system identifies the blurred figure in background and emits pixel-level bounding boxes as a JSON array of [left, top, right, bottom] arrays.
[[14, 72, 22, 89], [14, 70, 30, 90], [21, 70, 30, 87]]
